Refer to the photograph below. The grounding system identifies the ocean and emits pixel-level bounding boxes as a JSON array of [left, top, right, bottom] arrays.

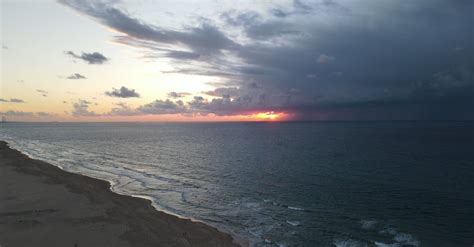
[[1, 121, 473, 246]]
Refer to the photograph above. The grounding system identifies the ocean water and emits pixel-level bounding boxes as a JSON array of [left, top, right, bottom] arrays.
[[1, 121, 473, 246]]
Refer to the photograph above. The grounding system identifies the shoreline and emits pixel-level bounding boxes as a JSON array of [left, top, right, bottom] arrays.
[[0, 140, 244, 247], [4, 139, 247, 244]]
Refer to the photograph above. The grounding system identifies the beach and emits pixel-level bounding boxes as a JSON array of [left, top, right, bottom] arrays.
[[0, 141, 241, 247]]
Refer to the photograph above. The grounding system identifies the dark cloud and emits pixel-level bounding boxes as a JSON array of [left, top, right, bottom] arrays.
[[0, 98, 24, 103], [161, 68, 240, 78], [59, 0, 474, 120], [221, 10, 299, 40], [270, 0, 346, 18], [163, 50, 200, 60], [293, 0, 312, 11], [9, 98, 25, 103], [245, 21, 300, 40], [36, 89, 48, 97], [0, 110, 54, 117], [269, 8, 288, 18], [0, 110, 34, 117], [59, 0, 238, 59], [118, 84, 306, 117], [36, 112, 55, 117], [108, 102, 140, 116], [316, 54, 335, 64], [118, 86, 308, 117], [2, 45, 7, 49], [67, 73, 87, 79], [168, 92, 191, 98], [203, 87, 239, 98], [65, 51, 108, 64], [105, 86, 140, 98], [220, 10, 261, 27], [137, 99, 187, 115]]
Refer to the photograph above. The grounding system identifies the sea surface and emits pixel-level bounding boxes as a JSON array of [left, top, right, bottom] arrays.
[[1, 122, 473, 246]]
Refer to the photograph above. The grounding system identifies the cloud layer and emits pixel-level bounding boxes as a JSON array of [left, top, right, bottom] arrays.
[[0, 110, 54, 117], [58, 0, 474, 120]]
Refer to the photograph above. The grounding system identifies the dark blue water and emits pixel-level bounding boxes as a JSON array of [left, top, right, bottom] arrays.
[[1, 122, 473, 246]]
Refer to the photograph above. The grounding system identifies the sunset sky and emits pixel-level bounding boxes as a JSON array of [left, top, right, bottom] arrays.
[[1, 0, 473, 121]]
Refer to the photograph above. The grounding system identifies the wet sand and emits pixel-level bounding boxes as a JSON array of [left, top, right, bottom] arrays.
[[0, 141, 242, 247]]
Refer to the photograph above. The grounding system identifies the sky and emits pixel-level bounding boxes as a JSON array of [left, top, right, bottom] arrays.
[[1, 0, 473, 121]]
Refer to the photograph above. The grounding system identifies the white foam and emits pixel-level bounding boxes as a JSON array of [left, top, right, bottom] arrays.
[[288, 206, 305, 211], [379, 227, 398, 235], [374, 242, 400, 247], [277, 242, 289, 247], [249, 230, 262, 238], [360, 220, 377, 230], [334, 239, 368, 247], [393, 233, 420, 246], [378, 227, 420, 247], [286, 220, 301, 226]]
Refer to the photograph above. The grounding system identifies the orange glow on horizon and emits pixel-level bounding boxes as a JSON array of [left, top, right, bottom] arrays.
[[252, 111, 284, 121], [1, 110, 292, 122]]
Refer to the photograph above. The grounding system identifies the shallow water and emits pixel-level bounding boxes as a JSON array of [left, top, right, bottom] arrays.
[[1, 122, 473, 246]]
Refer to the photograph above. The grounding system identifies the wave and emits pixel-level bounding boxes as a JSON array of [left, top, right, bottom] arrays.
[[374, 242, 401, 247], [286, 220, 301, 226], [0, 137, 249, 246], [334, 219, 420, 247], [288, 206, 305, 211], [334, 239, 368, 247], [263, 199, 307, 212], [357, 219, 420, 247], [360, 220, 378, 230]]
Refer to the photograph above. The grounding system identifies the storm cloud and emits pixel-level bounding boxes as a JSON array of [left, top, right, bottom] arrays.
[[58, 0, 238, 60], [59, 0, 474, 120]]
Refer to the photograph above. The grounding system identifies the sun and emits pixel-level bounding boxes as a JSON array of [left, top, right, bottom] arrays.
[[254, 111, 281, 121]]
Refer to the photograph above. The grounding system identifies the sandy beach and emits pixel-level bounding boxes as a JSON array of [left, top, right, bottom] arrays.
[[0, 141, 241, 247]]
